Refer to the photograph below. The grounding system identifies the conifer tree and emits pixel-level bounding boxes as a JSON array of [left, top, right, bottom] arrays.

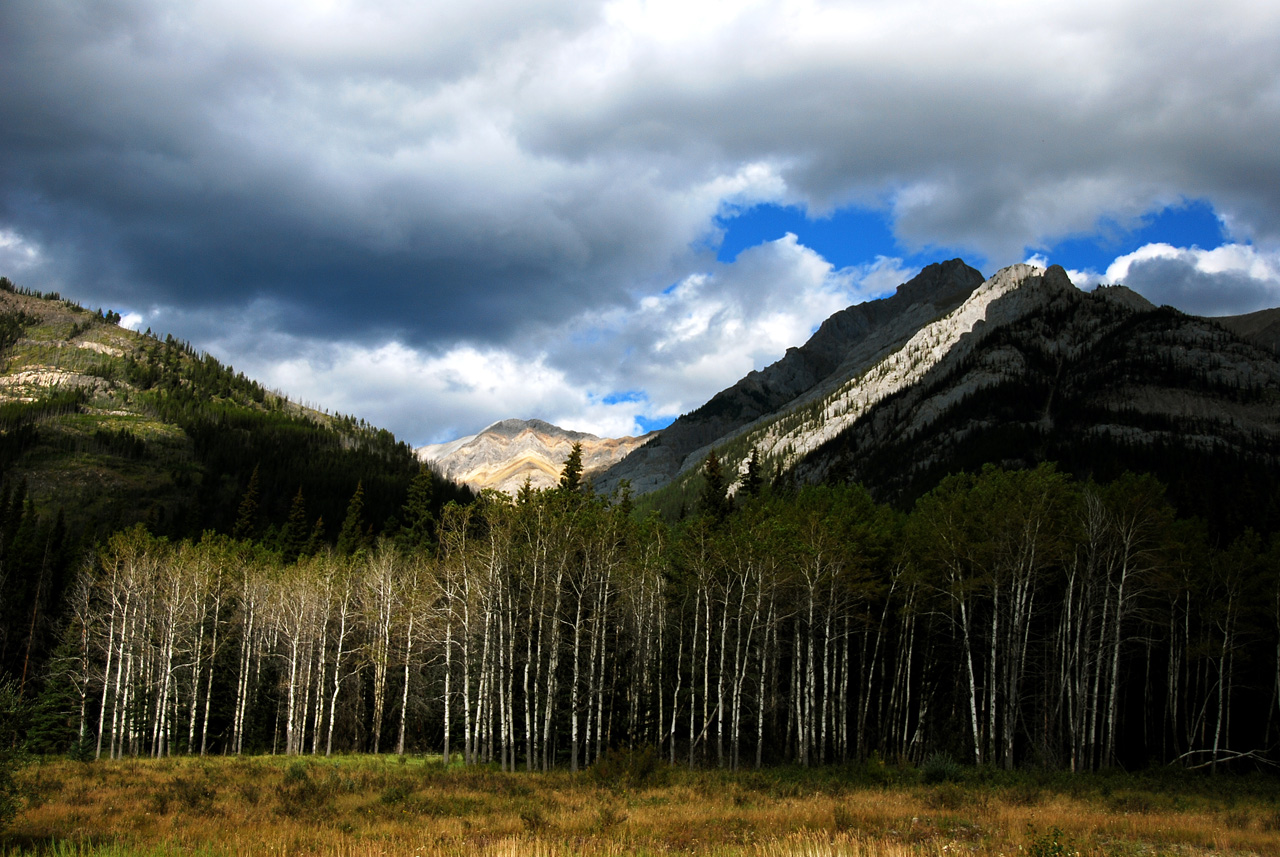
[[700, 450, 729, 522], [232, 465, 261, 541], [336, 482, 367, 556], [398, 467, 436, 551], [280, 488, 309, 563], [305, 516, 326, 557], [559, 442, 584, 493]]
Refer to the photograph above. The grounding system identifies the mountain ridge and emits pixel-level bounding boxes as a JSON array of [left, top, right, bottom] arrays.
[[595, 258, 987, 494], [608, 261, 1280, 535]]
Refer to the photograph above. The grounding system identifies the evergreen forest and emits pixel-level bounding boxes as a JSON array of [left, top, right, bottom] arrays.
[[19, 453, 1280, 777]]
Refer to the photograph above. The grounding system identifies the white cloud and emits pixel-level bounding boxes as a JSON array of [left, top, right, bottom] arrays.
[[119, 312, 146, 331], [209, 235, 911, 444], [0, 229, 42, 273], [1096, 243, 1280, 315]]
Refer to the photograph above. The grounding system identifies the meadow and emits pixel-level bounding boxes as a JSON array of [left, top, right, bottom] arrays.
[[3, 754, 1278, 857]]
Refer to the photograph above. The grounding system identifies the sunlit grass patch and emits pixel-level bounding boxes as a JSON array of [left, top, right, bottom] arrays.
[[4, 758, 1277, 856]]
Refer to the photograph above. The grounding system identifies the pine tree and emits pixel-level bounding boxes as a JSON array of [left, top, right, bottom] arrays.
[[232, 465, 261, 541], [336, 482, 367, 556], [559, 442, 584, 493], [398, 467, 436, 552], [305, 516, 326, 557], [700, 450, 729, 522], [280, 487, 309, 563]]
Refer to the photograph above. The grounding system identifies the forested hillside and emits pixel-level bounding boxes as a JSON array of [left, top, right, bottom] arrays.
[[0, 278, 471, 702], [39, 461, 1280, 775]]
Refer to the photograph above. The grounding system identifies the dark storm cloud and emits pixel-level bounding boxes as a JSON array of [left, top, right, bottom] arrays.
[[0, 0, 703, 345], [2, 0, 1279, 442]]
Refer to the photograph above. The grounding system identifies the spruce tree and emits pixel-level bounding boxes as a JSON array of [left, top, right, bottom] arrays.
[[398, 467, 436, 552], [559, 442, 584, 493], [336, 482, 367, 556], [701, 450, 730, 522], [232, 465, 261, 541], [280, 487, 309, 563], [305, 516, 326, 557]]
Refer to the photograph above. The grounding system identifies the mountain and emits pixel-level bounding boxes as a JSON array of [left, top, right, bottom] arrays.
[[418, 418, 651, 495], [0, 278, 466, 540], [595, 258, 986, 495], [614, 263, 1280, 537], [794, 271, 1280, 535], [1217, 307, 1280, 355]]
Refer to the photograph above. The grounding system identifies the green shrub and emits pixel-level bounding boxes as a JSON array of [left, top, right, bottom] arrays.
[[275, 761, 333, 818], [921, 751, 964, 784], [1027, 825, 1076, 857], [588, 745, 666, 790]]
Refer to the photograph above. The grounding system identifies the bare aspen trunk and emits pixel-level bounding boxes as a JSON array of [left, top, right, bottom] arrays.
[[570, 583, 584, 772], [541, 562, 563, 772], [670, 618, 683, 765], [716, 581, 730, 768], [756, 597, 774, 769], [688, 588, 700, 768], [442, 618, 452, 765], [397, 611, 415, 755]]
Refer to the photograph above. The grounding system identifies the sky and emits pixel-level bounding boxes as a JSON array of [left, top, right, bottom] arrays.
[[2, 0, 1279, 445]]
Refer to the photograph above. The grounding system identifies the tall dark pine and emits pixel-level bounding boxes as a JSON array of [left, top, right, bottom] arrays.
[[232, 465, 261, 541], [305, 516, 326, 557], [336, 482, 367, 556], [398, 467, 436, 551], [701, 450, 729, 522], [280, 488, 309, 563], [559, 442, 584, 493]]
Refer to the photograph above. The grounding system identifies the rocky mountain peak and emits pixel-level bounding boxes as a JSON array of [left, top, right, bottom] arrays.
[[892, 257, 990, 306], [483, 418, 593, 441], [1091, 283, 1155, 313], [418, 419, 650, 496], [594, 258, 987, 495]]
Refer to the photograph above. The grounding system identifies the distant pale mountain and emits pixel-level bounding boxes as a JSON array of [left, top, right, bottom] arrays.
[[418, 418, 651, 495]]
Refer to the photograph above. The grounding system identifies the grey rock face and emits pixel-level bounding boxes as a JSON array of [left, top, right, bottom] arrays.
[[595, 258, 985, 495]]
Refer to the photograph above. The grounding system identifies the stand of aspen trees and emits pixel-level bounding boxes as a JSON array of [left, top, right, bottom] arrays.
[[64, 463, 1280, 772]]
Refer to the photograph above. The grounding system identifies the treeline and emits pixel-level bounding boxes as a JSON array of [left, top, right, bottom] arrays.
[[28, 458, 1280, 773]]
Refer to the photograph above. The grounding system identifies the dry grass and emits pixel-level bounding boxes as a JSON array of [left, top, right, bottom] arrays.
[[4, 756, 1277, 856]]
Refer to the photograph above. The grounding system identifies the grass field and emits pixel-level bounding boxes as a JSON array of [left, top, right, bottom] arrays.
[[4, 754, 1278, 856]]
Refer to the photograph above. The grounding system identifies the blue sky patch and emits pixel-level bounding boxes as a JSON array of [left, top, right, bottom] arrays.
[[1042, 199, 1225, 274], [716, 203, 900, 268], [636, 414, 675, 433], [717, 200, 1228, 283], [602, 390, 646, 405]]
